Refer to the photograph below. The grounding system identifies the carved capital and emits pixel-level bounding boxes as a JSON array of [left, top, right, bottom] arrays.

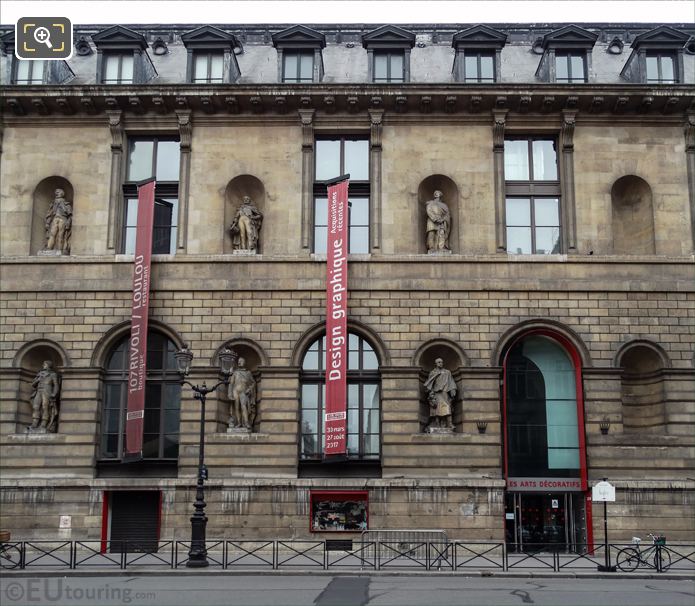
[[298, 109, 315, 150], [176, 110, 192, 151], [686, 112, 695, 153], [368, 109, 384, 149], [492, 109, 508, 151], [561, 110, 577, 151], [106, 110, 123, 151]]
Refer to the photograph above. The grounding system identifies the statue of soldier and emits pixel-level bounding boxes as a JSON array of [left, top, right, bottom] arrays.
[[227, 357, 257, 431], [29, 361, 60, 433], [44, 189, 73, 254], [423, 358, 456, 432], [230, 196, 263, 252]]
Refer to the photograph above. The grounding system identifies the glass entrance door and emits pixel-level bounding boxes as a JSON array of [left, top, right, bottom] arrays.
[[505, 493, 584, 552]]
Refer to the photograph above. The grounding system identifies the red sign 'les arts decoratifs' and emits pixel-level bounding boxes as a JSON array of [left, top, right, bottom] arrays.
[[124, 178, 156, 461], [324, 175, 350, 457]]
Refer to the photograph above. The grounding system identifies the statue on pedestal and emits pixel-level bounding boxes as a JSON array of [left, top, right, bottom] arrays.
[[423, 358, 456, 433], [43, 189, 73, 255], [29, 361, 60, 433], [227, 357, 257, 432], [424, 190, 451, 253], [230, 196, 263, 253]]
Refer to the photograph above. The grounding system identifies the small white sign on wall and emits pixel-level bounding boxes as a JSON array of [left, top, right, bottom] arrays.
[[551, 499, 559, 508], [59, 515, 72, 529], [592, 480, 616, 502]]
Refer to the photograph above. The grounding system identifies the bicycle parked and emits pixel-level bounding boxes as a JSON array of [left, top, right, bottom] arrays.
[[616, 533, 671, 572], [0, 531, 21, 570]]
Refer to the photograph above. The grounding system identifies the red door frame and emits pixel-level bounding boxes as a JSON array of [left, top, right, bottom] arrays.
[[501, 329, 593, 548]]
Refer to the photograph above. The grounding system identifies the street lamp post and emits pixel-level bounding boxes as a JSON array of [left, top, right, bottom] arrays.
[[174, 343, 235, 568]]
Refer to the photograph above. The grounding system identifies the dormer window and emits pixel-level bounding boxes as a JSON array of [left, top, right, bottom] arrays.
[[14, 59, 46, 84], [373, 51, 404, 83], [182, 26, 241, 84], [362, 25, 415, 84], [283, 51, 314, 83], [92, 25, 156, 85], [555, 52, 586, 84], [452, 25, 507, 83], [272, 25, 325, 84], [646, 53, 676, 84], [192, 52, 224, 83], [535, 25, 597, 84], [103, 54, 134, 84], [621, 26, 688, 84]]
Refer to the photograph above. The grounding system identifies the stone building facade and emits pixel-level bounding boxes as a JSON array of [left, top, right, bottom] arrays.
[[0, 22, 694, 547]]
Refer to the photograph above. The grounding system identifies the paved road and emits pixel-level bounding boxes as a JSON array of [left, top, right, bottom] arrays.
[[1, 574, 693, 606]]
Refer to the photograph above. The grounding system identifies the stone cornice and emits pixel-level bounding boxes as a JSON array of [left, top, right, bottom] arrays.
[[2, 83, 693, 118]]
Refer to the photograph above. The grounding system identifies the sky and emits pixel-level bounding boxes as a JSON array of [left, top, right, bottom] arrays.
[[1, 0, 693, 25]]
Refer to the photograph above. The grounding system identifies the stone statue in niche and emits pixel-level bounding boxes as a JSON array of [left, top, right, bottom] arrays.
[[28, 361, 61, 433], [423, 358, 456, 433], [230, 196, 263, 253], [227, 357, 257, 432], [424, 190, 451, 253], [42, 189, 73, 255]]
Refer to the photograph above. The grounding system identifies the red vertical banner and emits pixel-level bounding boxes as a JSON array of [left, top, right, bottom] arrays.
[[324, 175, 350, 457], [124, 177, 156, 461]]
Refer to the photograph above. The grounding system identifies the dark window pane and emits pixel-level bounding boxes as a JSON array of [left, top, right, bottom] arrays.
[[103, 434, 119, 457], [162, 435, 179, 458], [506, 198, 531, 226], [504, 140, 529, 180], [315, 140, 341, 181], [164, 383, 181, 408], [507, 226, 532, 254], [104, 407, 121, 434], [344, 140, 369, 180], [142, 434, 159, 458], [127, 140, 154, 181], [350, 226, 369, 254], [156, 141, 180, 181], [532, 140, 558, 180], [144, 407, 160, 433], [107, 341, 127, 371], [163, 408, 180, 433]]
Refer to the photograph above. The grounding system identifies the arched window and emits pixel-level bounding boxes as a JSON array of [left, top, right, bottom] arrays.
[[100, 332, 181, 461], [504, 334, 584, 480], [300, 332, 380, 461]]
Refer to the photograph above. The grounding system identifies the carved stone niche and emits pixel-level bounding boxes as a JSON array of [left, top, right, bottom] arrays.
[[416, 175, 460, 254], [213, 339, 266, 433], [413, 339, 468, 434], [14, 341, 67, 434], [223, 175, 266, 254], [611, 175, 655, 255], [31, 176, 75, 255]]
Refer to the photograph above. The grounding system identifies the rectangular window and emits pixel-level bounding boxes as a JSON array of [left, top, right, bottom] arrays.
[[555, 53, 587, 83], [463, 52, 495, 83], [283, 51, 314, 83], [103, 54, 134, 84], [504, 138, 561, 254], [122, 137, 180, 255], [14, 59, 45, 84], [646, 53, 677, 84], [373, 51, 404, 83], [313, 137, 370, 254], [192, 52, 224, 83]]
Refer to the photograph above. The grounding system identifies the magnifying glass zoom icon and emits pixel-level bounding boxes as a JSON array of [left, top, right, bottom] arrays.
[[33, 27, 53, 49]]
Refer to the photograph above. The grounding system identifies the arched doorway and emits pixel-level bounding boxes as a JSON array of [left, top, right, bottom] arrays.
[[501, 331, 589, 552]]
